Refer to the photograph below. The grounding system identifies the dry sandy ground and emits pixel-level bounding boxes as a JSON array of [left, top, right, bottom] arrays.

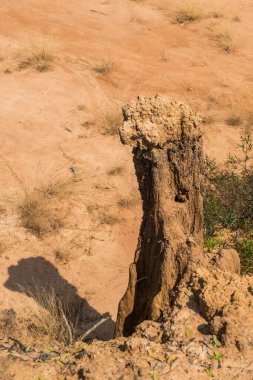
[[0, 0, 253, 365]]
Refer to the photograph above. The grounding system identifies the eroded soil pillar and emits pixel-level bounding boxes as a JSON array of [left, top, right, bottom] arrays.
[[115, 95, 204, 337]]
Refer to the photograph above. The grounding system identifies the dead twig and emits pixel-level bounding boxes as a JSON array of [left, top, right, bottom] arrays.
[[81, 315, 111, 341]]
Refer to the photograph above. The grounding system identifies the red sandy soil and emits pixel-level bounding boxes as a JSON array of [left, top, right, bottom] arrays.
[[0, 0, 252, 358]]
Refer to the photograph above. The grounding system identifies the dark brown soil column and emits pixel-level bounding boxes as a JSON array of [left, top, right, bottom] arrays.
[[115, 95, 204, 337]]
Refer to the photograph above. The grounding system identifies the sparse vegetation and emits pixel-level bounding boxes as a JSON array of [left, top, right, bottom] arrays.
[[92, 58, 116, 75], [107, 166, 125, 176], [235, 238, 253, 275], [54, 248, 70, 264], [23, 285, 80, 345], [176, 1, 203, 24], [204, 237, 223, 252], [19, 46, 54, 72], [19, 194, 63, 237], [117, 197, 137, 209], [103, 108, 122, 135], [99, 213, 120, 225], [213, 29, 236, 53], [204, 134, 253, 274], [225, 115, 242, 127], [18, 177, 77, 237]]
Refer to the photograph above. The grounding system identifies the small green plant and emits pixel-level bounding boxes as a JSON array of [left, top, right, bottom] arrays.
[[204, 367, 214, 377], [204, 237, 223, 252], [213, 335, 222, 347], [212, 349, 223, 362]]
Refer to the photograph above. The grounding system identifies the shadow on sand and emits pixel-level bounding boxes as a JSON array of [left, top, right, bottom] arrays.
[[4, 256, 115, 341]]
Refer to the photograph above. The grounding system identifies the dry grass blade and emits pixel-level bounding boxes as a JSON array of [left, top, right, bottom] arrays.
[[103, 107, 122, 135], [81, 315, 111, 341], [20, 285, 80, 345], [176, 1, 203, 24]]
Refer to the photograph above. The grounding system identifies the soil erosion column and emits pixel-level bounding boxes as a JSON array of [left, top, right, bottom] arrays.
[[115, 95, 204, 337]]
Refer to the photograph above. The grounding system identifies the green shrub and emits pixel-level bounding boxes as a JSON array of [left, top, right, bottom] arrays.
[[235, 239, 253, 275], [203, 134, 253, 274]]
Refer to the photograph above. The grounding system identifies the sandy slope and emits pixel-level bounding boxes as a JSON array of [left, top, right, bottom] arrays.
[[0, 0, 252, 350]]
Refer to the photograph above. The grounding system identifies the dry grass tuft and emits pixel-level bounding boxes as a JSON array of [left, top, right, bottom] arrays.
[[19, 46, 54, 72], [99, 213, 121, 225], [92, 58, 116, 75], [103, 108, 122, 135], [107, 166, 125, 176], [54, 248, 70, 264], [175, 1, 203, 23], [19, 194, 63, 237], [22, 285, 80, 345], [18, 177, 77, 237], [213, 28, 237, 53], [226, 115, 242, 127], [117, 197, 137, 209], [81, 120, 96, 129]]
